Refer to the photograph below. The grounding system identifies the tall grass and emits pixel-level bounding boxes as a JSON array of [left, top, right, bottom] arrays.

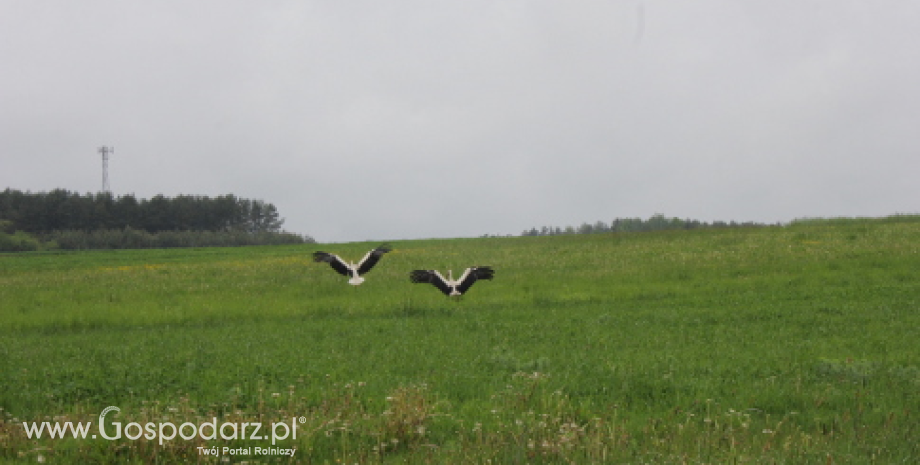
[[1, 218, 918, 462]]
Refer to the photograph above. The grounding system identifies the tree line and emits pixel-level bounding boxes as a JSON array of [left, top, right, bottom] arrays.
[[521, 214, 776, 237], [0, 188, 312, 251], [1, 188, 288, 233]]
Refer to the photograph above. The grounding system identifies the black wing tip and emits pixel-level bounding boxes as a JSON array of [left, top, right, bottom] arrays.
[[375, 243, 393, 254], [409, 270, 436, 284], [474, 266, 495, 280], [312, 251, 332, 262], [409, 269, 431, 283]]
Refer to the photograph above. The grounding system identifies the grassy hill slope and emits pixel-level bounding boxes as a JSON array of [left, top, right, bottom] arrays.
[[1, 217, 918, 462]]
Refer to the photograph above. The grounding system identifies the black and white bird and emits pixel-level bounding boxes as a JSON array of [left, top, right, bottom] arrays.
[[313, 244, 392, 285], [409, 266, 494, 297]]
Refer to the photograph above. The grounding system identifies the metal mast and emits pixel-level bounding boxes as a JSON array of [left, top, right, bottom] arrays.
[[99, 146, 114, 193]]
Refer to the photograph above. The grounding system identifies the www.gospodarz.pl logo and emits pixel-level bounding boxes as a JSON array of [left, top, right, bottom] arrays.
[[22, 406, 303, 449]]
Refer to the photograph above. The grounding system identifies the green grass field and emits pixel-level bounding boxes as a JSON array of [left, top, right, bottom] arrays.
[[2, 217, 918, 463]]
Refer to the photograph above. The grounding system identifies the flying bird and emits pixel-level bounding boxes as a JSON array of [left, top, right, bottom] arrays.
[[313, 244, 392, 285], [409, 266, 494, 297]]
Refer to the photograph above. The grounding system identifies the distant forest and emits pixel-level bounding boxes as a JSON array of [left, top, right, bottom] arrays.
[[0, 188, 312, 251], [520, 214, 776, 237]]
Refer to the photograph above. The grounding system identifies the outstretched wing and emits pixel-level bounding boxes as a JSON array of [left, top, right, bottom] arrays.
[[312, 251, 352, 277], [355, 243, 392, 275], [410, 269, 453, 296], [457, 266, 494, 295]]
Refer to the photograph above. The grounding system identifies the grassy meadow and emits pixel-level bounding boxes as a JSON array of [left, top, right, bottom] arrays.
[[1, 217, 918, 463]]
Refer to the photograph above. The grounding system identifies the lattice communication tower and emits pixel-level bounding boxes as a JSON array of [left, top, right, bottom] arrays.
[[99, 146, 114, 193]]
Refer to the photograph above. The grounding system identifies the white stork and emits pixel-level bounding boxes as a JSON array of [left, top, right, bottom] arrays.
[[409, 266, 494, 297], [313, 244, 392, 285]]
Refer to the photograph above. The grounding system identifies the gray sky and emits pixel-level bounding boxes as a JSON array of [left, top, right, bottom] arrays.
[[2, 1, 918, 242]]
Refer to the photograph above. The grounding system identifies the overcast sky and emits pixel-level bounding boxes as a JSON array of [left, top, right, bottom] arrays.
[[2, 1, 918, 242]]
